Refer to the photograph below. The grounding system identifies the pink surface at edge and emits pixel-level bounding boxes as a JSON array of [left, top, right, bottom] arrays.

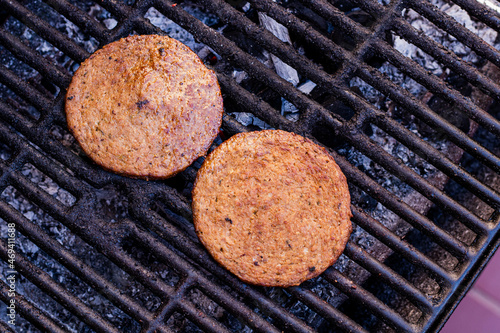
[[474, 250, 500, 304], [441, 250, 500, 333]]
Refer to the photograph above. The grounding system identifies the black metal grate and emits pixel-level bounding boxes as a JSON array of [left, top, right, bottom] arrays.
[[0, 0, 499, 332]]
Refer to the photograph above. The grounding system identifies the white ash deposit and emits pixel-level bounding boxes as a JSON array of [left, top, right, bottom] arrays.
[[0, 0, 497, 331]]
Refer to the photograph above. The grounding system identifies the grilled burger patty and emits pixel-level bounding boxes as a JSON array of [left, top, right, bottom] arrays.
[[192, 130, 352, 287], [65, 34, 223, 179]]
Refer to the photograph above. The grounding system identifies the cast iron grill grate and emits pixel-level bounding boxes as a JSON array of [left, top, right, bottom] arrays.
[[0, 0, 499, 332]]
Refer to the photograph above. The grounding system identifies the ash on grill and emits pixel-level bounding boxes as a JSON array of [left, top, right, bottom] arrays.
[[0, 0, 498, 332]]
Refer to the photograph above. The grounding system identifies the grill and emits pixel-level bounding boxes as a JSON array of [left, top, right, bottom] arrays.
[[0, 0, 499, 332]]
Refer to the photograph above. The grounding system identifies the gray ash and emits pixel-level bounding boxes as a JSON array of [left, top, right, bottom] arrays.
[[0, 0, 498, 332]]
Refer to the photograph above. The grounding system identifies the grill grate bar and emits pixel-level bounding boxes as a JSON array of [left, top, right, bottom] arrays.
[[351, 0, 500, 136], [0, 281, 66, 332], [0, 163, 210, 332], [0, 28, 71, 87], [203, 0, 341, 82], [344, 118, 493, 230], [368, 40, 500, 174], [22, 149, 86, 201], [449, 0, 500, 31], [353, 0, 500, 100], [0, 195, 157, 325], [336, 142, 479, 251], [99, 0, 173, 44], [0, 0, 498, 331], [247, 0, 347, 66], [0, 318, 15, 333], [409, 0, 500, 69], [0, 139, 32, 186], [0, 0, 90, 63], [351, 207, 451, 283], [8, 169, 72, 224], [76, 216, 274, 333], [43, 0, 112, 44], [287, 287, 370, 333], [335, 135, 471, 258], [142, 277, 197, 333], [141, 300, 179, 333], [344, 242, 433, 311], [68, 224, 177, 298], [99, 0, 137, 20], [392, 10, 500, 105], [374, 116, 500, 209], [324, 268, 417, 333], [392, 17, 500, 136], [219, 0, 365, 122], [0, 101, 113, 188], [0, 100, 38, 136], [348, 0, 388, 16], [343, 131, 488, 244], [129, 234, 284, 332], [221, 113, 252, 136], [0, 237, 121, 333], [0, 121, 88, 200], [204, 0, 364, 128], [215, 72, 299, 132], [176, 299, 233, 333], [296, 0, 375, 44], [0, 64, 54, 115], [295, 0, 401, 70], [368, 35, 499, 134], [44, 218, 185, 332]]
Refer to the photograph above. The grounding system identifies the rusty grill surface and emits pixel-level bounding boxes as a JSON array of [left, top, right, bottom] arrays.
[[0, 0, 499, 332]]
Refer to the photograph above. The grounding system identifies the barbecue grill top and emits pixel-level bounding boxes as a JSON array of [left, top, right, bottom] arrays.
[[0, 0, 499, 332]]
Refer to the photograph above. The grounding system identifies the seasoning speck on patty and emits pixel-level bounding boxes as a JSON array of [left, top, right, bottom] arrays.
[[192, 130, 352, 287], [65, 34, 223, 179]]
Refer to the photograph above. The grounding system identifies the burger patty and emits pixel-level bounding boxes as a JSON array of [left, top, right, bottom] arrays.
[[192, 130, 352, 287], [65, 34, 223, 179]]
